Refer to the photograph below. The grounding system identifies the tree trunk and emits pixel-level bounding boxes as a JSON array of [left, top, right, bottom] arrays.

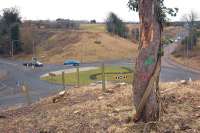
[[133, 0, 162, 122]]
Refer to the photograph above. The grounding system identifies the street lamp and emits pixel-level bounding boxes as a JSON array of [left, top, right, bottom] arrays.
[[185, 25, 191, 81], [11, 40, 20, 57]]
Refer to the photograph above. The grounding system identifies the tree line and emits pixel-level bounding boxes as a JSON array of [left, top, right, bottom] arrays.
[[0, 7, 21, 55]]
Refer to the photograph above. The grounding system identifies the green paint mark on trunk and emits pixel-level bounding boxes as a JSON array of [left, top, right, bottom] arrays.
[[144, 56, 154, 66]]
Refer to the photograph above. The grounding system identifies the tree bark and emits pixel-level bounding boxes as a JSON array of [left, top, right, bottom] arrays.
[[133, 0, 162, 122]]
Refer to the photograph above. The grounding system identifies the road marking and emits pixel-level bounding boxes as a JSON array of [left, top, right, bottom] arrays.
[[0, 82, 15, 92], [0, 60, 18, 66]]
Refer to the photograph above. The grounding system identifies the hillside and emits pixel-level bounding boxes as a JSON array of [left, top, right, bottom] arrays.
[[18, 24, 138, 64], [39, 31, 137, 64], [16, 24, 184, 64], [0, 81, 200, 132]]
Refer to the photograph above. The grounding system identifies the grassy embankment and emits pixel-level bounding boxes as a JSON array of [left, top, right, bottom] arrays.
[[17, 24, 184, 65], [17, 23, 138, 64], [42, 66, 134, 85]]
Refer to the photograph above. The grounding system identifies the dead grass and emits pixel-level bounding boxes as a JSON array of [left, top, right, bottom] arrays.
[[17, 27, 138, 63], [38, 31, 138, 64], [80, 24, 106, 32], [0, 81, 200, 132], [16, 25, 183, 64]]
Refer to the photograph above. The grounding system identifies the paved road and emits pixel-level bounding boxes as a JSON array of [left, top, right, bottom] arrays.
[[0, 59, 136, 108], [0, 39, 200, 108]]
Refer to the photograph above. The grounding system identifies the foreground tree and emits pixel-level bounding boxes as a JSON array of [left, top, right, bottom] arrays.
[[128, 0, 178, 122]]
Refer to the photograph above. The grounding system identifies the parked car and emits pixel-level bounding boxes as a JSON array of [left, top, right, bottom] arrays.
[[34, 61, 43, 67], [23, 61, 43, 67], [169, 39, 174, 43], [64, 60, 80, 66], [23, 62, 32, 67]]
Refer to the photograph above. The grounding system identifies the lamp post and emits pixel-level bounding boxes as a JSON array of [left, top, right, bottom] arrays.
[[11, 40, 20, 57]]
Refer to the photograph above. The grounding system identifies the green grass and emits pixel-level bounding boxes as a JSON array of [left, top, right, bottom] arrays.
[[80, 24, 106, 32], [42, 66, 134, 85]]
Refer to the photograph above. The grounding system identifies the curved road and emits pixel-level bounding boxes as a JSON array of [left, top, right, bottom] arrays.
[[0, 41, 200, 108]]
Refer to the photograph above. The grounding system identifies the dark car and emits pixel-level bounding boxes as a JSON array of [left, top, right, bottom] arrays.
[[23, 62, 33, 67], [23, 61, 43, 67], [64, 60, 80, 66]]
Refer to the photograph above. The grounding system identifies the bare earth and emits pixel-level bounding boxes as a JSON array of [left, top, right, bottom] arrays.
[[0, 81, 200, 132]]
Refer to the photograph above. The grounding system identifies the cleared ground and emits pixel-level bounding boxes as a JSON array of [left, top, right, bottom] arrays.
[[0, 81, 200, 132]]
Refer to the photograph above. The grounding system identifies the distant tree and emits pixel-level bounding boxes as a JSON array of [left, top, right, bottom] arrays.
[[10, 23, 21, 53], [90, 19, 96, 24], [182, 11, 198, 50], [106, 12, 129, 38], [2, 7, 21, 27], [0, 7, 21, 55]]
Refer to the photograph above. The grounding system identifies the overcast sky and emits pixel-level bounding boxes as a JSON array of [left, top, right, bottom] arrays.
[[0, 0, 199, 22]]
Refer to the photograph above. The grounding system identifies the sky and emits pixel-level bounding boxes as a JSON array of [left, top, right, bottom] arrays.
[[0, 0, 199, 22]]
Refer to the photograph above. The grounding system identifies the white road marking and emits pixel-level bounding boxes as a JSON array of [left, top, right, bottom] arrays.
[[0, 60, 18, 66]]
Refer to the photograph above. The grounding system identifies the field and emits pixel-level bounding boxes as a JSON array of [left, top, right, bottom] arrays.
[[80, 24, 106, 32], [0, 81, 200, 132], [42, 66, 134, 85]]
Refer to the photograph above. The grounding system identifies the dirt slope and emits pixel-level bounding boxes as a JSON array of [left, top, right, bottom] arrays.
[[0, 81, 200, 132], [37, 30, 138, 64], [18, 28, 138, 64], [17, 24, 184, 64]]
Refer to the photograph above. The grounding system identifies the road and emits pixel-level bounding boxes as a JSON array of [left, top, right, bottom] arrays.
[[0, 41, 200, 108]]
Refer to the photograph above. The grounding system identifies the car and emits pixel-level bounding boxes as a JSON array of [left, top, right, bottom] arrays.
[[169, 39, 174, 43], [64, 60, 80, 66], [23, 62, 33, 67], [23, 61, 43, 67], [177, 36, 181, 40], [34, 61, 43, 67]]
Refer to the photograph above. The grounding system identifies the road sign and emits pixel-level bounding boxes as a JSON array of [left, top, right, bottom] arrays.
[[116, 75, 128, 79]]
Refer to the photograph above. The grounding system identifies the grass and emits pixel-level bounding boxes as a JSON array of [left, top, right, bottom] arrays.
[[18, 24, 138, 64], [42, 66, 134, 85], [80, 24, 106, 32]]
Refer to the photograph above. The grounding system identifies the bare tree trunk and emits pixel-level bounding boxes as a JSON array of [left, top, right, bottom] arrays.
[[133, 0, 162, 122]]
